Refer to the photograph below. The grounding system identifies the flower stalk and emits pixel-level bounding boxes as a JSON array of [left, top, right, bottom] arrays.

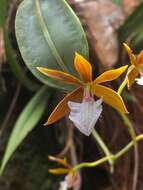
[[73, 134, 143, 171], [117, 54, 139, 190], [117, 77, 128, 95], [92, 129, 114, 173]]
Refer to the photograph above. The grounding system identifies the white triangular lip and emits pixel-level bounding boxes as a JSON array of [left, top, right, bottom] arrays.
[[135, 76, 143, 85], [68, 98, 103, 136], [60, 181, 68, 190]]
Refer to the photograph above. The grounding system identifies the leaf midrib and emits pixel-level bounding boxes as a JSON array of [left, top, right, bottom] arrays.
[[35, 0, 69, 72]]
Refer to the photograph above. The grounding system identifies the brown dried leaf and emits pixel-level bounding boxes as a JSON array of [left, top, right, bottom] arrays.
[[0, 28, 6, 65], [122, 0, 141, 15], [78, 0, 125, 68]]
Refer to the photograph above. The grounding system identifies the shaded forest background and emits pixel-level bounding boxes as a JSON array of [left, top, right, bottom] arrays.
[[1, 0, 143, 189]]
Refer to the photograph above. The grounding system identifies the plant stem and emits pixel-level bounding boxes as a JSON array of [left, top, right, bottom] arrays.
[[118, 77, 139, 190], [119, 112, 139, 190], [117, 77, 127, 95], [92, 129, 114, 173], [73, 134, 143, 171]]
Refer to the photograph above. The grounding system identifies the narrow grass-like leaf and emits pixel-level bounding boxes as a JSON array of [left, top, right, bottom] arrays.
[[15, 0, 89, 90], [0, 86, 52, 175]]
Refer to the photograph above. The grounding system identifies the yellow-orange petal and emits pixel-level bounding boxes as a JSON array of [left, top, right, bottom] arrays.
[[127, 65, 139, 89], [137, 50, 143, 65], [45, 87, 84, 125], [94, 65, 128, 84], [74, 52, 92, 83], [48, 156, 69, 168], [49, 168, 70, 175], [91, 84, 128, 113], [37, 67, 83, 86], [123, 43, 136, 65]]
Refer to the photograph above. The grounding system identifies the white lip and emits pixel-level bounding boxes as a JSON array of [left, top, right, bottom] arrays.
[[135, 76, 143, 86], [68, 98, 103, 136], [60, 181, 68, 190]]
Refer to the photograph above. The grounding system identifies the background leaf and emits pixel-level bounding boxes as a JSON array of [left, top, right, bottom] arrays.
[[0, 0, 39, 91], [118, 1, 143, 52], [112, 0, 122, 5], [0, 0, 6, 26], [4, 32, 40, 91], [15, 0, 89, 90], [0, 86, 52, 175]]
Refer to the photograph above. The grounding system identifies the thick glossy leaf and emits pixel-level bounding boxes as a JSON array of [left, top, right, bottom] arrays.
[[0, 86, 52, 175], [15, 0, 89, 90], [4, 32, 40, 91]]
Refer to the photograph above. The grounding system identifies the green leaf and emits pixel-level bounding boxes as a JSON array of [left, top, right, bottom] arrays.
[[118, 2, 143, 52], [112, 0, 122, 5], [15, 0, 89, 90], [0, 86, 52, 175], [0, 0, 6, 26], [4, 32, 40, 91], [0, 0, 39, 91]]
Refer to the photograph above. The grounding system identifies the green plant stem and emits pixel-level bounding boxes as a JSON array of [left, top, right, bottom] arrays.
[[92, 129, 114, 173], [73, 134, 143, 171], [117, 78, 137, 147], [117, 77, 127, 95], [119, 112, 138, 190], [118, 77, 138, 190], [119, 112, 136, 139]]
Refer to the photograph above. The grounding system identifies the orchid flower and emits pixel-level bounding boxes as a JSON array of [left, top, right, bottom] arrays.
[[123, 43, 143, 88], [48, 156, 81, 190], [37, 53, 128, 136]]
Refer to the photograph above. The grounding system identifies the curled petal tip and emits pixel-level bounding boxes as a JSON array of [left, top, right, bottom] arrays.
[[122, 104, 129, 114], [75, 52, 80, 56], [120, 105, 129, 114], [123, 43, 129, 49], [43, 121, 49, 126], [124, 109, 129, 114], [124, 65, 129, 70], [36, 66, 42, 71], [123, 42, 127, 46]]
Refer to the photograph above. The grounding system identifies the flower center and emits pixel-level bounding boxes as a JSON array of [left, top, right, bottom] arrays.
[[83, 85, 93, 102]]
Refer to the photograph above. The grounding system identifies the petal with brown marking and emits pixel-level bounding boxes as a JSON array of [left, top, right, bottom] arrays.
[[94, 65, 128, 84], [45, 87, 84, 125], [123, 43, 136, 65], [127, 65, 139, 89], [74, 53, 92, 83], [37, 67, 83, 86]]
